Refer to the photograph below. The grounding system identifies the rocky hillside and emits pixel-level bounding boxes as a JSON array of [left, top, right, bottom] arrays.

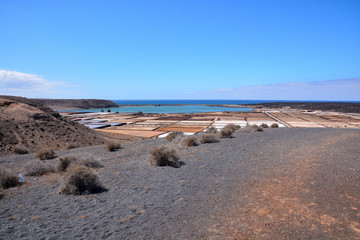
[[33, 98, 118, 110], [0, 96, 109, 155]]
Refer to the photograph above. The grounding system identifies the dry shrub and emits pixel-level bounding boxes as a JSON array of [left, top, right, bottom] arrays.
[[206, 126, 218, 133], [36, 149, 57, 160], [105, 142, 122, 151], [13, 145, 29, 155], [252, 125, 263, 132], [24, 160, 55, 176], [182, 136, 199, 147], [76, 158, 104, 168], [199, 133, 219, 144], [260, 123, 269, 128], [220, 128, 233, 138], [60, 166, 107, 195], [56, 156, 76, 172], [223, 123, 240, 132], [0, 167, 19, 189], [165, 131, 183, 141], [66, 144, 79, 150], [271, 123, 279, 128], [150, 146, 180, 168]]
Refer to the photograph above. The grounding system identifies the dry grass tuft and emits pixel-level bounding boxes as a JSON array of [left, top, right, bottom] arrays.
[[13, 145, 29, 155], [60, 166, 107, 195], [105, 142, 122, 151], [223, 123, 240, 132], [0, 167, 19, 189], [206, 126, 218, 133], [271, 123, 279, 128], [150, 146, 180, 168], [253, 125, 264, 132], [66, 144, 79, 150], [36, 149, 57, 160], [76, 157, 104, 168], [199, 133, 219, 144], [220, 123, 241, 138], [24, 160, 55, 176], [220, 128, 234, 138], [56, 156, 76, 172], [182, 136, 199, 147], [165, 131, 183, 141], [260, 123, 269, 128]]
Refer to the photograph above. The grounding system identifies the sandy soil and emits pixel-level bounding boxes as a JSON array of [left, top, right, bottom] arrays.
[[1, 128, 359, 239]]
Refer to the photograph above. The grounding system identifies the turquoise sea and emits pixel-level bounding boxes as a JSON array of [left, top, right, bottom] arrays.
[[62, 105, 252, 114]]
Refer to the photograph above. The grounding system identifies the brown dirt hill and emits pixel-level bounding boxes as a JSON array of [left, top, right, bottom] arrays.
[[33, 98, 118, 110], [0, 96, 110, 156]]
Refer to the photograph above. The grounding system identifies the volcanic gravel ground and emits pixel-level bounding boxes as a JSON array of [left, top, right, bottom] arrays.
[[0, 128, 359, 239]]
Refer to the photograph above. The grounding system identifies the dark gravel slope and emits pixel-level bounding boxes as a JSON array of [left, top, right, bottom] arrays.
[[1, 128, 359, 239]]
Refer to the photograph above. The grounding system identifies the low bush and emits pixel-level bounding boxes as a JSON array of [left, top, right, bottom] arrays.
[[56, 156, 76, 172], [0, 167, 19, 189], [13, 145, 29, 155], [199, 133, 219, 144], [60, 166, 107, 195], [76, 158, 104, 168], [206, 126, 218, 133], [105, 142, 122, 151], [24, 160, 55, 176], [150, 146, 180, 168], [253, 125, 263, 132], [66, 144, 79, 150], [165, 131, 183, 141], [182, 136, 199, 147], [260, 123, 269, 128], [220, 128, 233, 138], [270, 123, 279, 128], [223, 123, 240, 132], [36, 149, 57, 160]]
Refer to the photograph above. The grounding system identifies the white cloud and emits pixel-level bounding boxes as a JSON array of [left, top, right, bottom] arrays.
[[0, 69, 70, 97], [187, 78, 360, 101]]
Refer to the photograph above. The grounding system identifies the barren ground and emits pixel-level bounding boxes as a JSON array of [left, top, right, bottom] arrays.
[[1, 128, 359, 239]]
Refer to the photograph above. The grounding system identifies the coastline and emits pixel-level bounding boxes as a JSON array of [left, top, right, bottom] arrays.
[[20, 96, 359, 113], [54, 102, 360, 114]]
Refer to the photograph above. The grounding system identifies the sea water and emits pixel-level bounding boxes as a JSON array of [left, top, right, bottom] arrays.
[[62, 105, 252, 113], [60, 99, 359, 114]]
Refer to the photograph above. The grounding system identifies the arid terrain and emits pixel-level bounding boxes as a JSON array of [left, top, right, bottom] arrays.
[[0, 96, 122, 156], [1, 96, 360, 239], [34, 98, 118, 110], [1, 128, 359, 239]]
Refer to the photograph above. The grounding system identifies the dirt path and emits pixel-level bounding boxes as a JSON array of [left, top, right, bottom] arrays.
[[220, 132, 360, 239]]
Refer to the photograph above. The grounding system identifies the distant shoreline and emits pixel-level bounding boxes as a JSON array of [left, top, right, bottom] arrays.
[[25, 97, 360, 113], [245, 102, 360, 113], [57, 103, 360, 114]]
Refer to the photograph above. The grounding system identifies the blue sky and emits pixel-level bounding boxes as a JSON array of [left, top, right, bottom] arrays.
[[0, 0, 359, 100]]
